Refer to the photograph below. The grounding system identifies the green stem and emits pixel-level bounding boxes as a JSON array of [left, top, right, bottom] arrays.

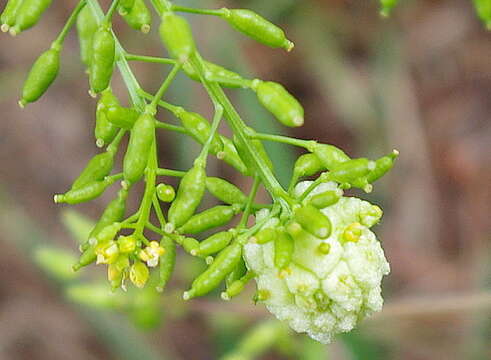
[[156, 168, 186, 177], [152, 196, 166, 229], [149, 62, 182, 111], [297, 172, 329, 202], [171, 5, 225, 16], [138, 89, 181, 114], [155, 121, 187, 134], [125, 53, 176, 65], [237, 205, 281, 244], [238, 176, 261, 229], [103, 0, 120, 23], [197, 104, 223, 163], [106, 129, 126, 154], [251, 132, 316, 151], [53, 0, 87, 48]]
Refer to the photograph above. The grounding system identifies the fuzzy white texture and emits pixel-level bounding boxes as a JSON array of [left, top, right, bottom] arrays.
[[244, 181, 390, 343]]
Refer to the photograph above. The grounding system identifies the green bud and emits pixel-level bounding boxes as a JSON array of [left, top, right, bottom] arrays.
[[308, 189, 342, 209], [156, 183, 176, 203], [118, 235, 137, 253], [159, 11, 195, 61], [130, 261, 150, 288], [294, 204, 332, 239]]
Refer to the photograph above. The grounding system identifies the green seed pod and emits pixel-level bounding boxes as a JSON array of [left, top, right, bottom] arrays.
[[308, 189, 342, 209], [220, 8, 293, 51], [1, 0, 23, 31], [159, 11, 195, 61], [76, 5, 98, 67], [121, 0, 151, 33], [94, 222, 122, 244], [90, 25, 115, 94], [9, 0, 52, 35], [312, 143, 350, 170], [380, 0, 399, 17], [176, 110, 223, 154], [327, 158, 375, 184], [233, 129, 273, 172], [71, 151, 115, 190], [123, 112, 155, 185], [178, 236, 199, 254], [191, 231, 234, 257], [95, 89, 120, 147], [219, 135, 250, 176], [274, 229, 294, 271], [72, 244, 97, 271], [294, 204, 332, 239], [221, 271, 254, 300], [293, 153, 324, 178], [156, 236, 176, 292], [178, 205, 238, 235], [19, 47, 60, 107], [205, 177, 247, 206], [156, 183, 176, 203], [366, 149, 399, 183], [54, 177, 114, 205], [168, 163, 206, 228], [184, 242, 242, 299], [105, 105, 139, 129], [182, 60, 248, 88], [250, 227, 276, 245], [225, 257, 247, 287], [118, 0, 136, 15], [253, 80, 304, 127]]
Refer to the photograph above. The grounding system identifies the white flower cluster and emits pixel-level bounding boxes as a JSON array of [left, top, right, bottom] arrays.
[[243, 181, 390, 343]]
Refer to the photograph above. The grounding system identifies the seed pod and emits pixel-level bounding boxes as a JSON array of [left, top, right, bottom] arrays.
[[308, 189, 342, 209], [121, 0, 151, 33], [105, 105, 139, 129], [366, 149, 399, 183], [178, 205, 238, 234], [184, 242, 242, 299], [118, 0, 136, 15], [250, 227, 276, 245], [54, 178, 114, 205], [176, 110, 223, 154], [327, 158, 375, 184], [72, 244, 97, 271], [95, 89, 120, 147], [168, 163, 206, 228], [312, 143, 350, 170], [293, 153, 324, 178], [156, 236, 176, 292], [219, 135, 250, 176], [159, 11, 195, 61], [233, 129, 273, 172], [220, 8, 293, 51], [274, 229, 294, 272], [9, 0, 52, 35], [253, 80, 304, 127], [71, 151, 115, 190], [76, 5, 98, 67], [225, 257, 247, 287], [205, 177, 247, 206], [221, 271, 254, 300], [19, 47, 60, 107], [192, 231, 234, 257], [1, 0, 23, 31], [182, 60, 249, 88], [294, 204, 332, 239], [156, 183, 176, 203], [90, 25, 115, 94], [380, 0, 399, 17], [93, 222, 122, 244], [130, 260, 149, 288], [123, 112, 155, 185]]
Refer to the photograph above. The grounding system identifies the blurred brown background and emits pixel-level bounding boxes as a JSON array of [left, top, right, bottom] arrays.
[[0, 0, 490, 359]]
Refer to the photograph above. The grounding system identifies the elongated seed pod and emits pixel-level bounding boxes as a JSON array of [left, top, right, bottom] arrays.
[[178, 205, 237, 234], [192, 231, 234, 257], [156, 236, 176, 292], [274, 229, 294, 270], [308, 189, 342, 209], [178, 236, 199, 254], [76, 5, 98, 67], [221, 271, 254, 300], [95, 89, 120, 147], [366, 150, 399, 183], [105, 105, 139, 129], [225, 257, 247, 287], [156, 183, 175, 203], [71, 151, 114, 190], [233, 130, 273, 172], [168, 163, 206, 228], [90, 26, 115, 94], [123, 112, 155, 185], [182, 60, 249, 88], [250, 227, 276, 245], [294, 204, 332, 239], [184, 242, 242, 299], [313, 143, 350, 170], [1, 0, 23, 31], [54, 178, 114, 205], [121, 0, 151, 33], [220, 8, 293, 51], [326, 158, 375, 184], [19, 47, 59, 107], [219, 135, 250, 176], [253, 81, 304, 127], [73, 244, 97, 271], [293, 153, 324, 178], [9, 0, 52, 35], [205, 177, 247, 206], [176, 110, 223, 154], [159, 11, 195, 61]]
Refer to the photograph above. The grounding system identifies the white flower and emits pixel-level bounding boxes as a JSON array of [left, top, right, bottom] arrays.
[[244, 181, 390, 343]]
